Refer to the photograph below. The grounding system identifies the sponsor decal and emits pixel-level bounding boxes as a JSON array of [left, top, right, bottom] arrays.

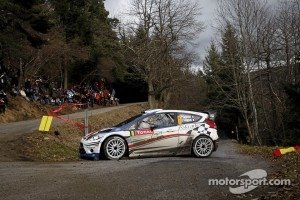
[[197, 125, 210, 135], [179, 123, 201, 130], [128, 134, 183, 148], [130, 129, 154, 136], [130, 131, 135, 136], [177, 116, 183, 125], [179, 114, 197, 123]]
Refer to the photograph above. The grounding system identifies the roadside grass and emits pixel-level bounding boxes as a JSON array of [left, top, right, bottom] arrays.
[[238, 144, 300, 199], [22, 124, 83, 161], [22, 103, 148, 162]]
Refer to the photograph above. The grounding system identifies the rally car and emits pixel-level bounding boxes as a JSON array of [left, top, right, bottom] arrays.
[[79, 109, 219, 160]]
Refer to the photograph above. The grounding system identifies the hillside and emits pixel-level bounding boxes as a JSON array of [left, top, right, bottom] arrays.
[[0, 95, 149, 161], [0, 95, 103, 124]]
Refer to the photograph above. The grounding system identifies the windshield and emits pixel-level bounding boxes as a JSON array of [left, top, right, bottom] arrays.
[[115, 113, 143, 127]]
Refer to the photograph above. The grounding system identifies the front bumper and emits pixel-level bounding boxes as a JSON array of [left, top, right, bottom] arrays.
[[79, 142, 101, 160]]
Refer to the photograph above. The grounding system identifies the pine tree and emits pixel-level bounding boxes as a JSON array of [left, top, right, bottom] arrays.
[[203, 41, 223, 102], [203, 25, 245, 141]]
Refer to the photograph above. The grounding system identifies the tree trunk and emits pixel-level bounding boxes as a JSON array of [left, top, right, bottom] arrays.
[[235, 125, 239, 142], [163, 90, 171, 108], [18, 58, 23, 89], [63, 61, 68, 90], [247, 72, 262, 145], [148, 80, 156, 109], [266, 60, 282, 145], [244, 116, 253, 144]]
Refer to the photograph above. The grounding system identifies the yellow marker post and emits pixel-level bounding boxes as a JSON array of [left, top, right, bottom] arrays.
[[38, 116, 53, 131], [280, 147, 296, 155]]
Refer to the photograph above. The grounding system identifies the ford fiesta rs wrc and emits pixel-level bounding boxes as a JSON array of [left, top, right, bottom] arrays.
[[79, 109, 219, 160]]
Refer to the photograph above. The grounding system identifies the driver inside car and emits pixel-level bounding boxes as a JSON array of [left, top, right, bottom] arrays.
[[137, 115, 157, 129]]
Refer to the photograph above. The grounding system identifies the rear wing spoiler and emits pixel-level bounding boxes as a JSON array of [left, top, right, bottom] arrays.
[[203, 111, 216, 121]]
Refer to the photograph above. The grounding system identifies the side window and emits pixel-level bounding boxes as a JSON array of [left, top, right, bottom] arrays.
[[178, 113, 201, 124], [135, 113, 176, 130], [154, 113, 176, 128]]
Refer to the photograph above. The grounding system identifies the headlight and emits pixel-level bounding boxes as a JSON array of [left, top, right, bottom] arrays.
[[92, 135, 103, 141]]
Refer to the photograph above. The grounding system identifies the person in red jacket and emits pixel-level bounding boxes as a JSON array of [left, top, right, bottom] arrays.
[[103, 89, 109, 106]]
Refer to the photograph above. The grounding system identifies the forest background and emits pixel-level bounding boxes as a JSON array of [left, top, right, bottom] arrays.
[[0, 0, 299, 146]]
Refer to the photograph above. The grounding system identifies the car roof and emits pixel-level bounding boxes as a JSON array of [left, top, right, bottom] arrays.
[[143, 109, 208, 116]]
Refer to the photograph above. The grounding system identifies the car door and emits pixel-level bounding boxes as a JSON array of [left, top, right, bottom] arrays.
[[176, 112, 203, 155], [127, 112, 178, 157]]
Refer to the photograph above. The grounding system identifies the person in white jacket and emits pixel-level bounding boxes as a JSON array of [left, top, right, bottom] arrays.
[[19, 87, 30, 101]]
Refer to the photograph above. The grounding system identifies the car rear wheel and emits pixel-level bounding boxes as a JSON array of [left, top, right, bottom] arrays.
[[192, 136, 214, 158], [103, 136, 127, 160]]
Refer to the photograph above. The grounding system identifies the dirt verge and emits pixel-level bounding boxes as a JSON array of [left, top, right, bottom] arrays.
[[0, 103, 149, 162]]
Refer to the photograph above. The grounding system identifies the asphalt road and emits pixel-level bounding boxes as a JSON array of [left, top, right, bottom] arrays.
[[0, 104, 275, 200]]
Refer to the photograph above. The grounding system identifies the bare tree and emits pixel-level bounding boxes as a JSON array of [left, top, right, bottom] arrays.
[[215, 0, 278, 145], [123, 0, 204, 108], [276, 0, 300, 85]]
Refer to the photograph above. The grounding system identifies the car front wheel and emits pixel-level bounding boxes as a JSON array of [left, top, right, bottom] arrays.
[[192, 136, 214, 158], [103, 136, 127, 160]]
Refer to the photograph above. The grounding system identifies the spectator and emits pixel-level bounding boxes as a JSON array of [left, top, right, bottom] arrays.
[[100, 78, 105, 89], [0, 90, 8, 114], [0, 97, 5, 114], [49, 96, 56, 105], [11, 84, 18, 97], [24, 79, 32, 90], [43, 94, 50, 104], [0, 90, 8, 104], [19, 87, 30, 101], [103, 89, 109, 106], [43, 79, 50, 93], [93, 81, 99, 91], [0, 72, 8, 90], [88, 90, 94, 107], [95, 91, 100, 105], [80, 94, 88, 109], [51, 88, 58, 105], [110, 88, 116, 105]]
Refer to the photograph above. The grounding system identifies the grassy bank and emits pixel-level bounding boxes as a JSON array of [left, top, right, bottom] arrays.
[[21, 103, 148, 161], [238, 144, 299, 199]]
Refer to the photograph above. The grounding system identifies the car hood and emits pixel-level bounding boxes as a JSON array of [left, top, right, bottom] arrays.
[[83, 127, 123, 140]]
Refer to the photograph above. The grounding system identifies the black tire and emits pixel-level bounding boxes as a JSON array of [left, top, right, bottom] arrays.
[[192, 136, 214, 158], [103, 136, 127, 160]]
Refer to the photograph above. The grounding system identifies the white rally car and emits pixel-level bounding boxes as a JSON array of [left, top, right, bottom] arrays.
[[79, 109, 219, 160]]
